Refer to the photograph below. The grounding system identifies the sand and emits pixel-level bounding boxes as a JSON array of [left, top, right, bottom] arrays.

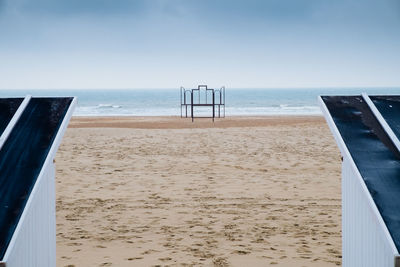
[[55, 116, 342, 267]]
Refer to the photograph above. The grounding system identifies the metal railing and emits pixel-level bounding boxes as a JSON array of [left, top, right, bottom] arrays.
[[180, 85, 225, 122]]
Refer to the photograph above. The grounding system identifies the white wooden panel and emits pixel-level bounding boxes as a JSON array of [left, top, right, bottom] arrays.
[[2, 163, 56, 267], [342, 151, 398, 267]]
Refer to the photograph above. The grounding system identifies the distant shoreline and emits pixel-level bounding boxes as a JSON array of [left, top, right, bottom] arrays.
[[68, 115, 324, 129]]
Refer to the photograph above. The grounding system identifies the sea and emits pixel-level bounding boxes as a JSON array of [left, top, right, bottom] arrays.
[[1, 88, 400, 116]]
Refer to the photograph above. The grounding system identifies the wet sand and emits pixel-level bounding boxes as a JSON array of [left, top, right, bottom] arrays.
[[56, 116, 342, 266]]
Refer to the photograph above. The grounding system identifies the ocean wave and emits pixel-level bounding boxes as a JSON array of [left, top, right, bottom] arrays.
[[225, 106, 321, 115], [97, 104, 122, 109], [74, 105, 321, 116]]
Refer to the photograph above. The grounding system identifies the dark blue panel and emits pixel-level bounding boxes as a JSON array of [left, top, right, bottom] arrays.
[[322, 95, 400, 251], [370, 96, 400, 140], [0, 97, 73, 259], [0, 98, 23, 136]]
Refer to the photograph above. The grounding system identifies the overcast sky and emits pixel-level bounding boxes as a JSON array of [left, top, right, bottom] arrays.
[[0, 0, 399, 89]]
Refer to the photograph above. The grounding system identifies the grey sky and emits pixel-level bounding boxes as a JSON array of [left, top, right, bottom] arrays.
[[0, 0, 399, 89]]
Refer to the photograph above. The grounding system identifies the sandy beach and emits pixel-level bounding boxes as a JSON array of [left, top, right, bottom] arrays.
[[55, 116, 342, 267]]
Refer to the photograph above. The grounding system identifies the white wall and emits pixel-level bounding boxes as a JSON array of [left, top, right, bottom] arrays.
[[342, 159, 398, 267], [2, 162, 56, 267]]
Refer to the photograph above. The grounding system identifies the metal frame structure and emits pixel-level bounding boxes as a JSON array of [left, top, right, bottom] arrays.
[[180, 85, 225, 122]]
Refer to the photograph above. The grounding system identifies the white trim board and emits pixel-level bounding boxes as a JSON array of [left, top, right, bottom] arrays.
[[361, 93, 400, 154], [0, 95, 31, 151]]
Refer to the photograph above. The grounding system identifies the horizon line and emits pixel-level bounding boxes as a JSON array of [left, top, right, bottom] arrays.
[[1, 86, 400, 90]]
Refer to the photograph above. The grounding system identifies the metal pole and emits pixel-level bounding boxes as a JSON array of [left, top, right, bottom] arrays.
[[219, 90, 222, 117], [223, 87, 225, 117], [191, 90, 194, 122], [180, 87, 182, 118], [212, 90, 215, 122], [185, 90, 188, 118]]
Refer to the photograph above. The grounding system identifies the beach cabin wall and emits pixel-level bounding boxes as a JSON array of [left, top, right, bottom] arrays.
[[319, 95, 400, 267], [341, 158, 398, 266], [0, 96, 76, 267], [1, 163, 56, 267]]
